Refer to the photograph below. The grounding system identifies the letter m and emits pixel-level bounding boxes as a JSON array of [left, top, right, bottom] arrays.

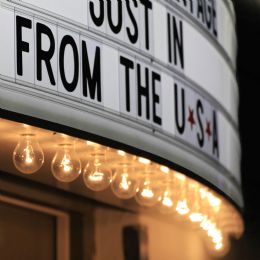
[[82, 41, 102, 102]]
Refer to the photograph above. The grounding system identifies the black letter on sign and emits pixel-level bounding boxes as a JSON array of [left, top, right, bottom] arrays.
[[152, 71, 162, 126], [167, 13, 172, 64], [212, 111, 219, 158], [174, 83, 185, 134], [59, 35, 79, 92], [173, 16, 184, 69], [82, 41, 102, 102], [197, 0, 205, 23], [205, 0, 212, 30], [140, 0, 152, 50], [16, 16, 32, 76], [126, 0, 138, 44], [36, 23, 56, 86], [212, 0, 218, 37], [196, 100, 204, 148], [120, 56, 134, 112], [89, 0, 104, 27], [107, 0, 123, 34], [137, 64, 150, 120], [188, 0, 194, 14]]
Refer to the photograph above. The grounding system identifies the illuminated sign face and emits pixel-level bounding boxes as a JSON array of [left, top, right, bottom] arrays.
[[15, 14, 220, 160], [0, 0, 241, 207]]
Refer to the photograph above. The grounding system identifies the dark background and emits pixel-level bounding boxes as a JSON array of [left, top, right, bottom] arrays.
[[225, 1, 260, 259]]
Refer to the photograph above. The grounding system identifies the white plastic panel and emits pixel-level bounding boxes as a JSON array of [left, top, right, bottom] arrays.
[[184, 21, 238, 125], [0, 7, 15, 79], [103, 45, 119, 112], [20, 0, 88, 25]]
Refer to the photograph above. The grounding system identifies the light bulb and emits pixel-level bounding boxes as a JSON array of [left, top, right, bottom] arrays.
[[51, 144, 81, 182], [176, 199, 190, 215], [83, 152, 112, 191], [175, 174, 190, 216], [190, 213, 204, 223], [111, 165, 139, 199], [13, 134, 44, 174], [188, 182, 204, 223], [159, 188, 175, 214], [135, 174, 161, 207]]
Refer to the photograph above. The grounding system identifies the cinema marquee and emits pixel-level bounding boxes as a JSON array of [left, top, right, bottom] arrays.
[[0, 0, 243, 259]]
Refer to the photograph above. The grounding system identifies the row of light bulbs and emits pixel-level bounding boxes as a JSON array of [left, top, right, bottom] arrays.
[[12, 133, 243, 255]]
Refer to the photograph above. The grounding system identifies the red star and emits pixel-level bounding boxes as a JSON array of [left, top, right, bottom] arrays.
[[187, 107, 196, 130], [205, 120, 212, 140]]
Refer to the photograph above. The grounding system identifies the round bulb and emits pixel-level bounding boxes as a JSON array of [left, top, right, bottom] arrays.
[[189, 213, 204, 223], [83, 154, 112, 191], [111, 168, 139, 199], [176, 199, 190, 216], [159, 189, 175, 214], [51, 144, 81, 182], [135, 177, 160, 207], [13, 134, 44, 174]]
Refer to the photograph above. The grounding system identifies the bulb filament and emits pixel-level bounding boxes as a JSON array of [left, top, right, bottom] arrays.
[[61, 153, 72, 172], [141, 188, 154, 198], [119, 173, 130, 191], [162, 196, 173, 208], [24, 142, 34, 164], [176, 200, 190, 215]]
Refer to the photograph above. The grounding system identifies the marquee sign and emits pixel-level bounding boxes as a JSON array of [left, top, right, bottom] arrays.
[[0, 0, 242, 207]]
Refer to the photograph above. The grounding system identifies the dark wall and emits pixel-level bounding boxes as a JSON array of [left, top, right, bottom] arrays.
[[224, 1, 260, 259]]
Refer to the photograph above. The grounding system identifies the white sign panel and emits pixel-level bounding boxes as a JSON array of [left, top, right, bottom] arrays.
[[9, 0, 236, 65], [1, 0, 239, 124], [0, 2, 242, 206]]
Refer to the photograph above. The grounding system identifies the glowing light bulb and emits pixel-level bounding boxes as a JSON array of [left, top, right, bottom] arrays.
[[13, 134, 44, 174], [135, 175, 160, 207], [159, 186, 175, 214], [190, 213, 204, 223], [83, 153, 112, 191], [175, 175, 190, 216], [51, 144, 81, 182], [200, 217, 212, 231], [160, 165, 170, 174], [188, 182, 204, 223], [138, 157, 151, 165], [111, 165, 138, 199], [215, 243, 223, 251], [176, 199, 190, 215]]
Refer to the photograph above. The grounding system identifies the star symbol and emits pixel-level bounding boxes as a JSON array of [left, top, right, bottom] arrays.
[[205, 120, 212, 140], [187, 107, 196, 130]]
